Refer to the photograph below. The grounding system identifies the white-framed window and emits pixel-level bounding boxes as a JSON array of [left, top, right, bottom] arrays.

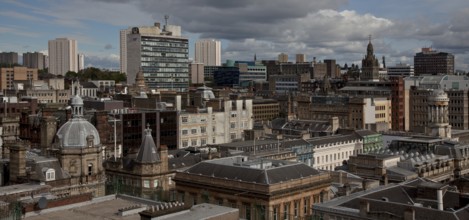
[[182, 140, 188, 147], [168, 177, 172, 185], [153, 179, 159, 188], [182, 117, 188, 123], [191, 139, 197, 146], [45, 168, 55, 181], [201, 126, 206, 133], [182, 130, 188, 135], [230, 123, 236, 129], [143, 180, 150, 188], [191, 129, 197, 134]]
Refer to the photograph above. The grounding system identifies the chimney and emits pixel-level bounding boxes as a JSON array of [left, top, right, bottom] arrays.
[[9, 143, 27, 183], [359, 200, 369, 218], [404, 208, 415, 220], [154, 22, 161, 29], [437, 189, 444, 211]]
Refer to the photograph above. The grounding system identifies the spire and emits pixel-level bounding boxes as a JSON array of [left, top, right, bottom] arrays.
[[135, 127, 160, 163], [254, 53, 257, 62], [367, 35, 374, 56]]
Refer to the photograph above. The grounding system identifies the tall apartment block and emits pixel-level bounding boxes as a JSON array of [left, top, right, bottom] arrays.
[[23, 52, 45, 70], [77, 53, 85, 71], [414, 48, 454, 75], [194, 39, 221, 66], [296, 54, 306, 63], [48, 38, 78, 75], [0, 52, 19, 65], [126, 22, 189, 91], [278, 53, 288, 63]]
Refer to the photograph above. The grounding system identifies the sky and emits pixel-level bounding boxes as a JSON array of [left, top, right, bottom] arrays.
[[1, 0, 469, 71]]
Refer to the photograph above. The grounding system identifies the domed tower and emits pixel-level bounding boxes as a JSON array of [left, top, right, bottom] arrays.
[[54, 81, 105, 196], [361, 35, 380, 81], [426, 89, 451, 138]]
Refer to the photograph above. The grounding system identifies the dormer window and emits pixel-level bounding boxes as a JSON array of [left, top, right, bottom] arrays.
[[45, 168, 55, 181]]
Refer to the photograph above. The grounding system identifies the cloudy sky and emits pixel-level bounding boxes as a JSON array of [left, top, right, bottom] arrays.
[[1, 0, 469, 70]]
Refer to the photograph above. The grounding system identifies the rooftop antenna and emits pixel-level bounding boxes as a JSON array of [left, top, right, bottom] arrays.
[[164, 15, 169, 30]]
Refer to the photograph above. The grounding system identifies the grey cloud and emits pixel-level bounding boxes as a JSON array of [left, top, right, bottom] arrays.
[[104, 44, 113, 50], [85, 55, 119, 69]]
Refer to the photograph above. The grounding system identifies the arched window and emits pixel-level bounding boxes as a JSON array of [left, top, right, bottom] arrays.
[[45, 168, 55, 181], [88, 163, 93, 175]]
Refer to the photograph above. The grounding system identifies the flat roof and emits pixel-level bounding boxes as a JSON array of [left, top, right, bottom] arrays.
[[152, 203, 238, 220], [25, 196, 147, 220]]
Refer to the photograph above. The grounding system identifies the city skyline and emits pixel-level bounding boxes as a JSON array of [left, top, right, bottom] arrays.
[[1, 0, 469, 70]]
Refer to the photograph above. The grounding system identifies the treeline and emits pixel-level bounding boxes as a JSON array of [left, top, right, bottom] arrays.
[[65, 67, 126, 83]]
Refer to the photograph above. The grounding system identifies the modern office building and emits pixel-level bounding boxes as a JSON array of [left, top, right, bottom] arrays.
[[126, 22, 189, 91], [22, 52, 45, 70], [48, 38, 78, 75], [414, 48, 454, 75], [194, 39, 221, 66], [0, 66, 37, 90], [0, 52, 18, 65], [387, 63, 414, 78], [120, 23, 162, 74], [236, 61, 267, 83]]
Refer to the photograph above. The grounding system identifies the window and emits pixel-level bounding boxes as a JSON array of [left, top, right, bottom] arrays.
[[304, 197, 309, 214], [153, 179, 159, 188], [294, 201, 299, 217], [273, 207, 278, 220], [45, 168, 55, 181], [144, 180, 150, 188], [168, 177, 172, 185], [88, 163, 93, 175], [201, 126, 206, 133], [191, 139, 197, 146], [191, 129, 197, 134], [230, 123, 236, 129], [182, 117, 188, 123], [182, 130, 188, 135], [283, 203, 289, 220], [182, 140, 188, 147], [201, 139, 207, 145]]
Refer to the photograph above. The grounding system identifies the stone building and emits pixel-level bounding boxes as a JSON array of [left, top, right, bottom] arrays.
[[360, 37, 380, 81], [174, 156, 331, 220], [105, 127, 171, 200], [48, 86, 106, 197]]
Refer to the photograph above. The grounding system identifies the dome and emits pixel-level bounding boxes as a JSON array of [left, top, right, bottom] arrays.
[[428, 89, 449, 102], [56, 118, 101, 148], [196, 85, 215, 100]]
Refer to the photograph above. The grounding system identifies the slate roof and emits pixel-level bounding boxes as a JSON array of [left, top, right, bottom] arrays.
[[315, 178, 469, 220], [135, 128, 160, 163], [183, 157, 320, 185], [307, 134, 361, 147], [26, 155, 70, 182]]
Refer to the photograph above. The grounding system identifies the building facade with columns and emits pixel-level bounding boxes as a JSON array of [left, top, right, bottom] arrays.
[[174, 156, 331, 220]]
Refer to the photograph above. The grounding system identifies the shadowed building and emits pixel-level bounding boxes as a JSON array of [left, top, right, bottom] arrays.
[[174, 156, 331, 220]]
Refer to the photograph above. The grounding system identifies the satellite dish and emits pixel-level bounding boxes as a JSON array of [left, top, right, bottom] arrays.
[[38, 196, 48, 209]]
